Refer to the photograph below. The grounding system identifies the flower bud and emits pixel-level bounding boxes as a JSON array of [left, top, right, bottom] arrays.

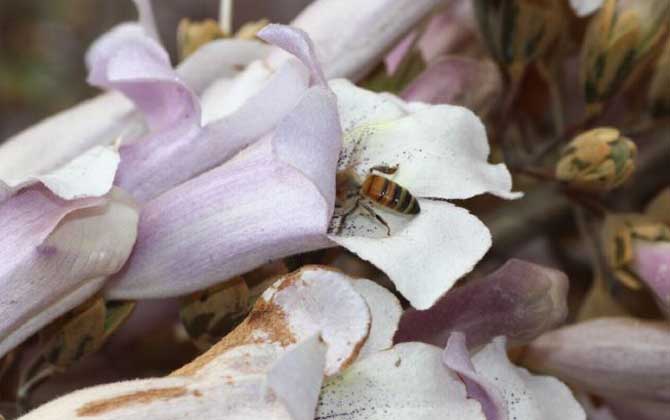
[[603, 213, 670, 290], [649, 37, 670, 118], [179, 276, 250, 351], [177, 18, 226, 61], [473, 0, 564, 81], [581, 0, 670, 117], [523, 317, 670, 402], [556, 127, 636, 191]]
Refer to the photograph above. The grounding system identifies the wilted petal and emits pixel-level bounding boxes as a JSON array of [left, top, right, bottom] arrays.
[[331, 79, 519, 200], [106, 85, 340, 298], [402, 57, 502, 115], [331, 201, 491, 310], [0, 188, 139, 359], [443, 332, 507, 420], [1, 146, 119, 203], [316, 342, 487, 419], [570, 0, 605, 16], [632, 240, 670, 314], [523, 317, 670, 402], [173, 266, 370, 377], [284, 0, 444, 80], [471, 337, 585, 420], [395, 259, 569, 348], [349, 278, 402, 359]]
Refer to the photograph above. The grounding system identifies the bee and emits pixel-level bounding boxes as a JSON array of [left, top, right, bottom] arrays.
[[336, 165, 420, 235]]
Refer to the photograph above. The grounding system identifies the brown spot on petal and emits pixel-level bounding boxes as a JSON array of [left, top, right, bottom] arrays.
[[76, 387, 188, 416]]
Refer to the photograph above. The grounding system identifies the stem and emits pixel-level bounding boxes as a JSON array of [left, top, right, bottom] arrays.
[[219, 0, 234, 35]]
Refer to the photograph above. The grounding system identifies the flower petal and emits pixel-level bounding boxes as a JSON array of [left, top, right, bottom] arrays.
[[402, 57, 502, 116], [1, 146, 120, 203], [523, 317, 670, 402], [472, 337, 585, 420], [106, 84, 340, 298], [349, 278, 402, 359], [330, 200, 491, 310], [443, 332, 507, 420], [284, 0, 445, 80], [316, 342, 487, 420], [632, 240, 670, 314], [258, 24, 327, 87], [569, 0, 605, 17], [395, 259, 569, 348], [331, 79, 519, 200], [0, 188, 139, 359]]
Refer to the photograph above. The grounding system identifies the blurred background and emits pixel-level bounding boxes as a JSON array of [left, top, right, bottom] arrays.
[[0, 0, 312, 141]]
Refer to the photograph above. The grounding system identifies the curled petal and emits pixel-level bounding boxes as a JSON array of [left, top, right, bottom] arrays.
[[471, 337, 585, 420], [317, 342, 487, 420], [286, 0, 445, 80], [258, 24, 327, 87], [349, 278, 402, 359], [443, 332, 508, 420], [0, 188, 139, 359], [106, 83, 340, 299], [1, 146, 119, 203], [523, 317, 670, 402], [395, 259, 569, 348], [331, 200, 491, 310], [331, 79, 519, 200]]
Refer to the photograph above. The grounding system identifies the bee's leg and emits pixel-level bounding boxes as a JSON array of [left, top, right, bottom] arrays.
[[369, 164, 399, 175], [360, 202, 392, 236], [336, 199, 361, 235]]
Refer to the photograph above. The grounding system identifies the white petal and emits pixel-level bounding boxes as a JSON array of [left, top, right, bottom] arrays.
[[267, 335, 327, 420], [1, 146, 119, 202], [472, 337, 586, 420], [569, 0, 605, 17], [0, 93, 133, 184], [331, 200, 491, 310], [349, 278, 402, 359], [331, 79, 519, 200], [0, 188, 139, 359], [316, 342, 486, 420]]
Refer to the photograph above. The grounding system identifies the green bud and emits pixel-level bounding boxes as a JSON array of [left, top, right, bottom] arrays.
[[581, 0, 670, 117], [556, 127, 636, 191]]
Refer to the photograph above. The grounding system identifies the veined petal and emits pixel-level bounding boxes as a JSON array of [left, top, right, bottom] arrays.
[[331, 79, 519, 200], [330, 200, 491, 310], [395, 259, 569, 348], [1, 146, 119, 203], [258, 24, 327, 87], [443, 333, 507, 420], [471, 337, 585, 420], [283, 0, 445, 80], [106, 85, 341, 298], [523, 317, 670, 402], [316, 342, 486, 419], [0, 188, 139, 359]]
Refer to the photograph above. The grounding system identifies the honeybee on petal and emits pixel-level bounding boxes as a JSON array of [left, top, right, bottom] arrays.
[[335, 165, 420, 235]]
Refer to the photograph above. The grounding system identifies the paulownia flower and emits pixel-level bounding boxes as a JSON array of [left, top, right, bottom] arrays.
[[91, 19, 518, 309], [16, 267, 372, 420], [602, 189, 670, 315]]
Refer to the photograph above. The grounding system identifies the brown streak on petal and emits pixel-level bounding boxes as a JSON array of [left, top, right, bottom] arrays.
[[76, 387, 188, 416]]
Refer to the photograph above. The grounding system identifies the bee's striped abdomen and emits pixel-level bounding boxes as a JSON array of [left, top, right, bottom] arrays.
[[360, 174, 420, 215]]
